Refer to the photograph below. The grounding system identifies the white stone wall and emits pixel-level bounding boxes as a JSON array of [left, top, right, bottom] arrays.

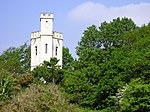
[[31, 32, 41, 70], [40, 35, 53, 63], [40, 13, 53, 35], [53, 32, 63, 66], [31, 13, 63, 71]]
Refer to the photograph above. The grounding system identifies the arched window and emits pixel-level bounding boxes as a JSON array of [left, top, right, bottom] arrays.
[[35, 46, 37, 55], [55, 46, 58, 56], [45, 44, 48, 54]]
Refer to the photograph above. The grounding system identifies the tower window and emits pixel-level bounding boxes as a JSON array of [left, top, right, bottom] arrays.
[[55, 47, 58, 56], [45, 44, 48, 54], [45, 21, 48, 28], [35, 46, 37, 55]]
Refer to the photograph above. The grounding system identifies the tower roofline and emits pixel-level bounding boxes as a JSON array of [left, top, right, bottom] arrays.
[[40, 13, 54, 19]]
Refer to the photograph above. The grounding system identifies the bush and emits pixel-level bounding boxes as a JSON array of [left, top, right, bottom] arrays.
[[0, 83, 89, 112], [118, 78, 150, 112], [0, 70, 14, 101], [15, 73, 33, 88]]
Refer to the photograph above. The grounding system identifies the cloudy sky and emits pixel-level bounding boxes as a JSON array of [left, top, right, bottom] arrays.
[[0, 0, 150, 58]]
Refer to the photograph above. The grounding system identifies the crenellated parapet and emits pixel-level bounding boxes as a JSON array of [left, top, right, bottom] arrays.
[[31, 31, 40, 38], [53, 32, 63, 40], [40, 13, 54, 20]]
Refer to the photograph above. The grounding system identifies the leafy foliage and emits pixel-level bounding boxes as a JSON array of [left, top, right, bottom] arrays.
[[118, 78, 150, 112], [0, 70, 14, 101], [76, 17, 136, 59], [0, 83, 92, 112], [0, 43, 31, 103], [0, 43, 30, 74], [63, 47, 74, 70], [32, 58, 64, 84], [63, 17, 150, 111], [15, 73, 33, 88]]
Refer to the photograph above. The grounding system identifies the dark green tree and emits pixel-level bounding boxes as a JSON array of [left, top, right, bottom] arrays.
[[0, 47, 22, 74], [64, 17, 142, 111], [19, 43, 31, 73], [62, 47, 74, 70], [0, 43, 30, 74], [32, 58, 64, 84], [116, 78, 150, 112], [99, 17, 136, 49], [76, 17, 136, 59]]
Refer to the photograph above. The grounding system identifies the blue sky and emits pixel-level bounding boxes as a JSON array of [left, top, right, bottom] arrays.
[[0, 0, 150, 58]]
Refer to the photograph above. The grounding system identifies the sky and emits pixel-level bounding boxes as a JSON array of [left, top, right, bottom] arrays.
[[0, 0, 150, 58]]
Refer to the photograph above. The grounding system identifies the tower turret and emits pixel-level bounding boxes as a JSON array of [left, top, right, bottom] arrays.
[[40, 13, 54, 35]]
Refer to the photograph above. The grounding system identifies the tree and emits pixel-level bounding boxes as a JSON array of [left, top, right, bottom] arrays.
[[63, 17, 150, 111], [0, 43, 30, 74], [76, 17, 136, 58], [19, 43, 31, 73], [76, 17, 137, 71], [76, 25, 100, 58], [32, 58, 64, 84], [0, 47, 22, 74], [62, 47, 74, 70], [116, 78, 150, 112], [99, 17, 136, 49]]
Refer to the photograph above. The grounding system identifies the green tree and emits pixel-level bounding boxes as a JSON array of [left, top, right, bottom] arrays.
[[62, 47, 74, 70], [76, 17, 136, 59], [115, 78, 150, 112], [32, 58, 64, 84], [0, 47, 22, 74], [0, 43, 30, 74], [99, 17, 136, 49], [19, 43, 31, 73], [64, 17, 147, 111]]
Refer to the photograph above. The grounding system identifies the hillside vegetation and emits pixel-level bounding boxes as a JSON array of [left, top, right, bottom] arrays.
[[1, 83, 86, 112], [0, 17, 150, 112]]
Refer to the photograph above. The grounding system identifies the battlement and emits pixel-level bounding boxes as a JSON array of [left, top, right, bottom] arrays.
[[31, 31, 40, 38], [40, 13, 54, 19], [53, 32, 63, 40]]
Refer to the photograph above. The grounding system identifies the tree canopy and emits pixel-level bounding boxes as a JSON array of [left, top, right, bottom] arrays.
[[63, 17, 150, 111], [0, 43, 30, 74]]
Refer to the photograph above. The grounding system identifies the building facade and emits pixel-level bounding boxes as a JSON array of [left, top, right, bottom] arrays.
[[31, 13, 63, 71]]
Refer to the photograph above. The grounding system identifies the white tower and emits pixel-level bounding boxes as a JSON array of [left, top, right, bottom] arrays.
[[31, 13, 63, 71]]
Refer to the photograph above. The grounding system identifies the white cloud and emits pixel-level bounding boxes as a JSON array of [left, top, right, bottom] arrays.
[[68, 1, 150, 26]]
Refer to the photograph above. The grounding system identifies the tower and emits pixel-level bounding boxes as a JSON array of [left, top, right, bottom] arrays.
[[31, 13, 63, 71]]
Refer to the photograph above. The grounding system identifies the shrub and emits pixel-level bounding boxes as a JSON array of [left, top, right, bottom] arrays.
[[119, 78, 150, 112], [15, 73, 33, 87], [0, 83, 89, 112], [0, 70, 14, 101]]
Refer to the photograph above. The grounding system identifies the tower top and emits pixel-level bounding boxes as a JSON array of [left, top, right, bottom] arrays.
[[40, 13, 54, 20]]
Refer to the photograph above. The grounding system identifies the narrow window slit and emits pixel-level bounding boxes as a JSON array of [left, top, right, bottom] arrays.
[[56, 46, 58, 56], [45, 44, 48, 54], [35, 46, 37, 55]]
